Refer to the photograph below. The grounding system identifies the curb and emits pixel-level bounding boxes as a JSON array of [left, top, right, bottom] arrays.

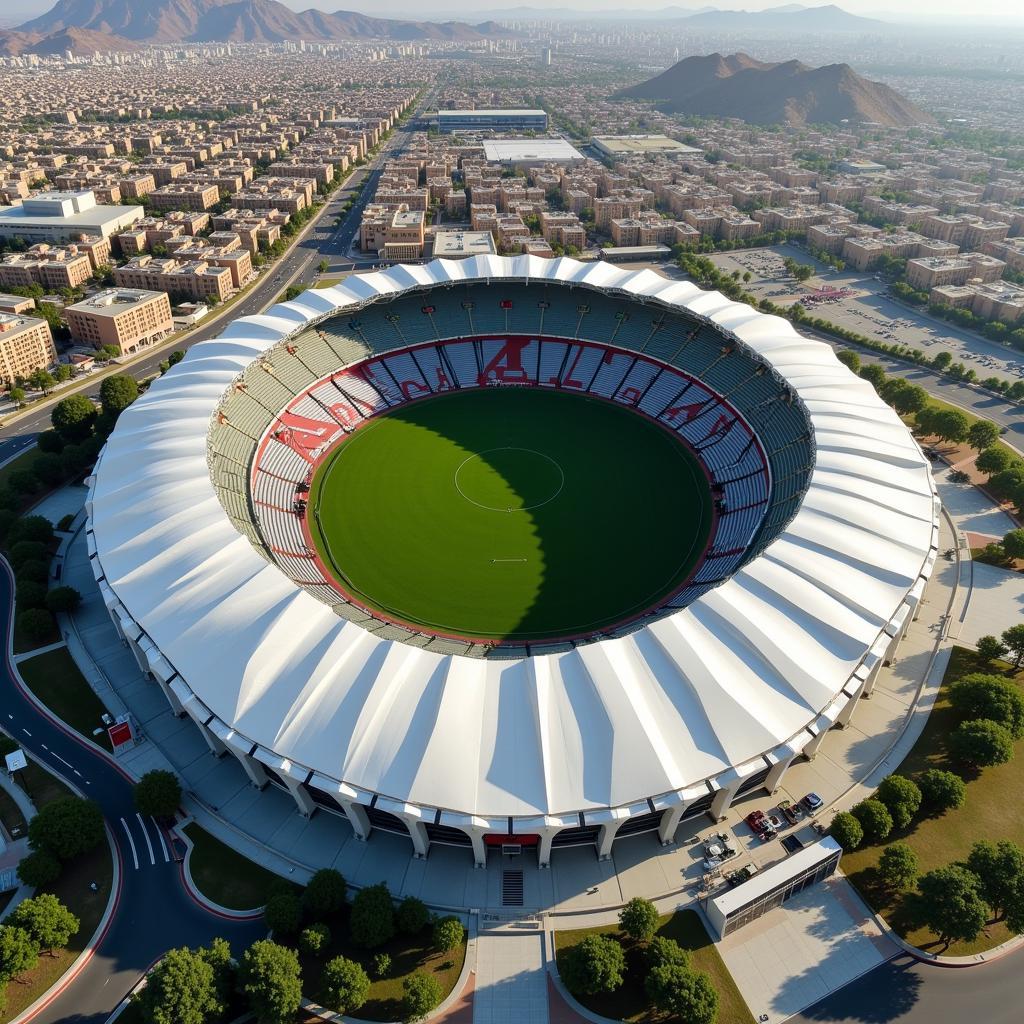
[[172, 820, 265, 921]]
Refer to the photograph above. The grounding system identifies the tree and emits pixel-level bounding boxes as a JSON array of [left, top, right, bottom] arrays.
[[916, 865, 989, 946], [201, 937, 235, 1007], [851, 799, 894, 843], [303, 868, 347, 919], [28, 797, 104, 860], [967, 420, 1001, 452], [836, 350, 860, 373], [647, 965, 718, 1024], [949, 674, 1024, 739], [977, 635, 1009, 663], [559, 934, 625, 996], [29, 370, 55, 395], [880, 378, 928, 416], [135, 945, 222, 1024], [238, 940, 302, 1024], [931, 409, 970, 445], [646, 936, 689, 971], [829, 811, 864, 852], [17, 608, 54, 644], [9, 894, 79, 954], [966, 840, 1024, 918], [396, 896, 428, 935], [10, 386, 26, 407], [133, 769, 182, 819], [322, 956, 370, 1015], [51, 394, 96, 442], [916, 769, 966, 814], [859, 364, 887, 390], [33, 452, 63, 487], [10, 467, 39, 495], [264, 888, 302, 935], [877, 842, 919, 891], [9, 540, 47, 568], [875, 775, 922, 830], [1002, 624, 1024, 668], [977, 446, 1011, 476], [0, 925, 39, 986], [99, 374, 139, 416], [401, 971, 442, 1021], [949, 718, 1014, 768], [618, 896, 659, 942], [432, 915, 463, 953], [299, 923, 330, 957], [349, 883, 395, 948], [16, 849, 61, 888], [45, 586, 81, 614], [1003, 530, 1024, 561]]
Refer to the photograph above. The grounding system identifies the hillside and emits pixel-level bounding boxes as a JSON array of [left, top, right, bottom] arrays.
[[681, 4, 885, 31], [617, 51, 934, 127], [13, 0, 505, 44], [0, 25, 141, 54]]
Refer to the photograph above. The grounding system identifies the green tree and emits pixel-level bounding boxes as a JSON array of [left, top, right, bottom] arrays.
[[966, 840, 1024, 918], [0, 925, 39, 986], [1003, 530, 1024, 561], [976, 635, 1008, 663], [51, 394, 97, 442], [647, 936, 689, 971], [396, 896, 428, 935], [560, 934, 625, 996], [1003, 624, 1024, 668], [880, 378, 928, 416], [299, 923, 330, 957], [28, 797, 104, 860], [875, 775, 922, 829], [9, 894, 79, 954], [238, 940, 302, 1024], [303, 868, 347, 919], [350, 883, 395, 949], [16, 607, 53, 644], [136, 945, 222, 1024], [916, 865, 989, 946], [836, 350, 861, 373], [916, 769, 966, 814], [264, 888, 302, 935], [851, 799, 894, 842], [133, 769, 182, 819], [877, 842, 919, 891], [829, 811, 864, 852], [646, 964, 718, 1024], [372, 952, 391, 978], [45, 586, 81, 614], [949, 674, 1024, 739], [859, 364, 886, 390], [202, 937, 235, 1007], [976, 447, 1011, 476], [401, 970, 442, 1021], [931, 409, 970, 445], [16, 849, 61, 888], [9, 540, 47, 568], [8, 517, 52, 546], [618, 896, 659, 942], [36, 430, 64, 455], [10, 386, 26, 407], [949, 718, 1014, 768], [10, 467, 39, 495], [967, 420, 1001, 452], [33, 452, 63, 487], [432, 915, 463, 953], [99, 374, 139, 416], [322, 956, 370, 1015]]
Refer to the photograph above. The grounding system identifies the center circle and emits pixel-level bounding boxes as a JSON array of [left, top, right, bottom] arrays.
[[454, 447, 565, 512]]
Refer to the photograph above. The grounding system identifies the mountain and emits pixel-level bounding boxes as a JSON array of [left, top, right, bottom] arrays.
[[617, 52, 934, 127], [0, 25, 141, 54], [680, 4, 885, 31], [14, 0, 507, 44]]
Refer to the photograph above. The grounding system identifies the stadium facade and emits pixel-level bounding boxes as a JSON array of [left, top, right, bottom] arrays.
[[86, 257, 939, 867]]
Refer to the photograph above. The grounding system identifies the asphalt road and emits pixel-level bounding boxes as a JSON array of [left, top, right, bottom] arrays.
[[1, 563, 265, 1024]]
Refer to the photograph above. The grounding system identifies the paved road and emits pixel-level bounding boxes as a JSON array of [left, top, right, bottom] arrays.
[[791, 951, 1021, 1023], [1, 564, 266, 1024]]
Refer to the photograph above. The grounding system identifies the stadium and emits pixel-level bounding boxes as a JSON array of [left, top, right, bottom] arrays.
[[85, 256, 940, 868]]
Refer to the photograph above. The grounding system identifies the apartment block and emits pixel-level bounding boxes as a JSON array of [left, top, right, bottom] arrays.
[[114, 255, 232, 302], [0, 243, 93, 291], [0, 313, 56, 386], [147, 182, 221, 211], [65, 288, 173, 356]]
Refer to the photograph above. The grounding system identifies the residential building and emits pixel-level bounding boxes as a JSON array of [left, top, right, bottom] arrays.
[[65, 288, 173, 356], [0, 313, 56, 386]]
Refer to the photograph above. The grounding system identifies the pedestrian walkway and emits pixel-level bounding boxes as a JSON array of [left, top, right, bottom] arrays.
[[13, 640, 66, 663], [473, 925, 549, 1024]]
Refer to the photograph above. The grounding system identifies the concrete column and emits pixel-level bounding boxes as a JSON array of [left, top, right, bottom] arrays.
[[836, 682, 865, 728], [195, 717, 228, 757], [518, 815, 574, 869], [406, 819, 430, 859], [468, 829, 487, 868], [537, 830, 553, 868], [279, 775, 316, 818], [765, 747, 799, 794], [153, 675, 186, 717], [596, 818, 625, 860], [339, 800, 371, 840], [217, 731, 269, 789], [237, 750, 270, 789], [710, 773, 742, 821], [803, 706, 842, 760]]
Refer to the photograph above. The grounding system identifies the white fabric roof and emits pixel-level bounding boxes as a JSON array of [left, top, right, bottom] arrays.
[[88, 256, 938, 819]]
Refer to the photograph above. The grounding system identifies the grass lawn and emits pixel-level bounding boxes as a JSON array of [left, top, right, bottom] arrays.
[[309, 388, 712, 643], [181, 823, 278, 911], [16, 647, 111, 751], [12, 612, 60, 656], [842, 645, 1024, 955], [293, 907, 466, 1022], [553, 909, 753, 1024]]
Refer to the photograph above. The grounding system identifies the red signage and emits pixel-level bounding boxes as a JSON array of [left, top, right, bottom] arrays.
[[108, 721, 133, 748]]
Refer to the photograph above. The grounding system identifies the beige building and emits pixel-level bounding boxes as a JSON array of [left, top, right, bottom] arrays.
[[0, 243, 93, 291], [148, 183, 221, 212], [0, 313, 56, 386], [114, 256, 232, 303], [65, 288, 173, 356]]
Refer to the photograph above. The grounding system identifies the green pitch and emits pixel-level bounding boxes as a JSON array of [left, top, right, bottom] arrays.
[[307, 388, 713, 644]]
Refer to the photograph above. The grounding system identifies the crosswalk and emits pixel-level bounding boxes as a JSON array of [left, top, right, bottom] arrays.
[[118, 813, 171, 870]]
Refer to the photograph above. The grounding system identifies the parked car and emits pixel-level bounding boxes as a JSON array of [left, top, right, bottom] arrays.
[[767, 813, 785, 831], [745, 810, 777, 841], [781, 834, 805, 855], [778, 799, 801, 825], [726, 864, 759, 887], [801, 792, 824, 812]]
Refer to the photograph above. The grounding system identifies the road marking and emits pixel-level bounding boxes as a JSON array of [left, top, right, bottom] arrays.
[[41, 743, 48, 750], [153, 819, 170, 863], [21, 728, 31, 736], [136, 812, 156, 866], [119, 817, 139, 869], [50, 751, 74, 771]]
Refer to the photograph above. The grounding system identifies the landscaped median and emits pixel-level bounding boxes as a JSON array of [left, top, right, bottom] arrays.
[[180, 822, 279, 913], [839, 646, 1024, 956]]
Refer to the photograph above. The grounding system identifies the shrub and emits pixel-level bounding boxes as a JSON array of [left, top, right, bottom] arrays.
[[15, 580, 47, 610], [851, 799, 894, 843], [829, 811, 864, 852], [322, 956, 370, 1015], [350, 883, 395, 949], [299, 922, 330, 957], [28, 797, 104, 860], [618, 896, 659, 942], [264, 888, 302, 935], [8, 516, 53, 546], [401, 971, 442, 1022], [875, 775, 922, 830], [17, 607, 54, 644], [16, 849, 61, 888], [9, 467, 39, 494], [56, 513, 75, 533], [560, 934, 625, 996], [302, 868, 347, 919], [396, 896, 429, 935], [916, 768, 967, 814], [949, 674, 1024, 739], [15, 559, 49, 585], [432, 915, 463, 953], [8, 540, 47, 568], [45, 586, 81, 614], [36, 430, 64, 454], [949, 718, 1014, 768], [877, 842, 919, 891], [372, 952, 391, 978], [33, 452, 63, 487], [133, 769, 182, 819]]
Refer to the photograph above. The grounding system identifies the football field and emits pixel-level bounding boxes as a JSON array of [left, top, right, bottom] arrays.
[[308, 388, 713, 644]]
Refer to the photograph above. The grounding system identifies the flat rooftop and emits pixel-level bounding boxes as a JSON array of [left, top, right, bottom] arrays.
[[593, 134, 701, 155], [66, 288, 166, 316], [433, 230, 497, 257], [483, 139, 585, 164], [439, 109, 546, 117]]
